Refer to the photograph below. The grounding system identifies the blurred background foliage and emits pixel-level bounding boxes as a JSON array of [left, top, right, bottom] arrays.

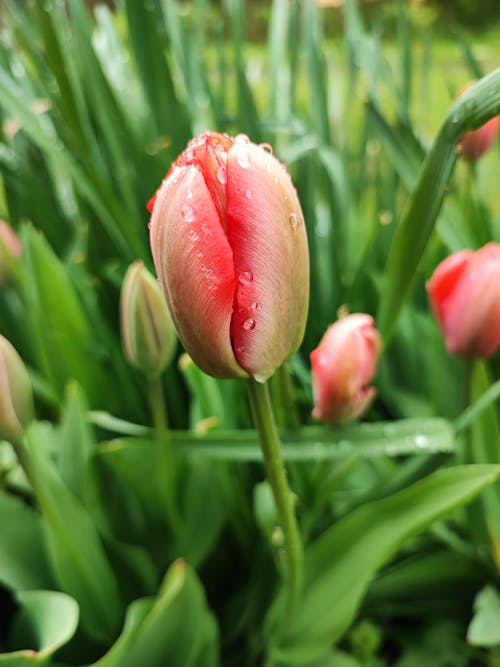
[[0, 0, 500, 665]]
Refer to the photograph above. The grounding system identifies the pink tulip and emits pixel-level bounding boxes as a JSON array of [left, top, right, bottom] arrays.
[[456, 82, 499, 161], [149, 132, 309, 381], [427, 242, 500, 358], [310, 314, 382, 423], [0, 221, 22, 285]]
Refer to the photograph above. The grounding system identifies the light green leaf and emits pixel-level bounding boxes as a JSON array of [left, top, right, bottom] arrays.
[[467, 586, 500, 647], [266, 464, 499, 664], [91, 560, 219, 667]]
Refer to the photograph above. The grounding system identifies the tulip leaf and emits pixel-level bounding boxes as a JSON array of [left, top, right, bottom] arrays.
[[95, 417, 454, 461], [22, 422, 121, 642], [0, 491, 53, 591], [90, 560, 219, 667], [265, 464, 499, 664], [378, 67, 500, 338], [0, 590, 78, 663], [467, 585, 500, 647]]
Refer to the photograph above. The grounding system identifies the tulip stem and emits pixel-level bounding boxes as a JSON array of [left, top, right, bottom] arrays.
[[148, 375, 181, 536], [247, 377, 303, 613]]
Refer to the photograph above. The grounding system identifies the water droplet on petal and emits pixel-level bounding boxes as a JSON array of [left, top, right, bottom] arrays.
[[235, 134, 250, 145], [188, 229, 199, 241], [259, 142, 273, 154], [236, 345, 245, 353], [245, 189, 252, 199], [250, 301, 259, 310], [187, 190, 193, 200], [289, 212, 300, 230], [243, 317, 256, 331], [238, 271, 253, 285], [216, 165, 227, 184], [237, 149, 250, 169], [181, 204, 194, 222]]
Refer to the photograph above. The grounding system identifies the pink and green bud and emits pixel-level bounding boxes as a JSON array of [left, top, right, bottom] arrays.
[[149, 132, 309, 382], [120, 260, 176, 378], [310, 314, 382, 423], [0, 335, 34, 441], [427, 242, 500, 358], [0, 221, 22, 285], [456, 82, 499, 161]]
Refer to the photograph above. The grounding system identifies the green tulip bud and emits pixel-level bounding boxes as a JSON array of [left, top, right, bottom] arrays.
[[0, 335, 34, 441], [120, 260, 176, 378]]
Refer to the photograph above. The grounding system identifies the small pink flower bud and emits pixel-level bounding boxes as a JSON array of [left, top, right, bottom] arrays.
[[310, 314, 382, 423], [0, 221, 22, 285], [456, 82, 499, 161], [0, 335, 34, 441], [120, 260, 176, 378], [427, 242, 500, 358], [149, 132, 309, 381]]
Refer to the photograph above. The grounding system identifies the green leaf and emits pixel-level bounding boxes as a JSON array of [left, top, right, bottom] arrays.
[[266, 464, 499, 664], [0, 491, 53, 591], [1, 590, 79, 662], [467, 586, 500, 647], [23, 422, 121, 642], [91, 560, 219, 667], [378, 67, 500, 339]]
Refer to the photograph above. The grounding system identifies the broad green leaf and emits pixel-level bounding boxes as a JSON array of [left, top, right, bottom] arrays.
[[467, 586, 500, 647], [0, 491, 52, 591], [91, 560, 219, 667], [23, 423, 121, 642], [1, 590, 78, 663], [266, 464, 499, 664]]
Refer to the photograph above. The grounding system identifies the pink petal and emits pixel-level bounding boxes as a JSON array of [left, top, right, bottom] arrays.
[[150, 165, 246, 378], [226, 142, 310, 381]]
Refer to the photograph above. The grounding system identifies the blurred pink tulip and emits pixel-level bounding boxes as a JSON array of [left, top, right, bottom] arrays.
[[456, 82, 499, 161], [427, 242, 500, 358], [149, 132, 309, 381], [310, 314, 382, 423], [0, 221, 22, 285]]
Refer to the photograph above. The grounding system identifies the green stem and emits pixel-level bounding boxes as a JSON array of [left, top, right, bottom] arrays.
[[148, 375, 181, 535], [247, 377, 303, 613]]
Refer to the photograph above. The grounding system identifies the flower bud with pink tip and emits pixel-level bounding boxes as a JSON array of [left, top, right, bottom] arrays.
[[310, 314, 382, 423], [427, 242, 500, 358], [456, 82, 499, 161], [149, 132, 309, 381]]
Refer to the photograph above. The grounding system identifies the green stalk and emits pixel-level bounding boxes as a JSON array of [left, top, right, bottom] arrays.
[[147, 375, 181, 536], [247, 377, 303, 613]]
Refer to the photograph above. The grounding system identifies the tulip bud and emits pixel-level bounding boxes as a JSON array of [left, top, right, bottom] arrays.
[[456, 82, 499, 161], [310, 314, 382, 423], [149, 132, 309, 382], [0, 221, 22, 285], [120, 260, 176, 378], [427, 242, 500, 358], [0, 335, 34, 441]]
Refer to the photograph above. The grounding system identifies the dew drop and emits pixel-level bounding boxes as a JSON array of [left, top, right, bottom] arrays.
[[216, 165, 227, 184], [236, 149, 250, 169], [187, 190, 193, 200], [235, 133, 250, 145], [236, 345, 245, 353], [181, 204, 194, 222], [201, 223, 210, 234], [260, 142, 273, 154], [238, 270, 253, 285], [245, 189, 252, 199], [289, 212, 300, 230], [188, 229, 199, 241], [196, 251, 203, 259], [250, 301, 259, 310], [243, 317, 256, 331]]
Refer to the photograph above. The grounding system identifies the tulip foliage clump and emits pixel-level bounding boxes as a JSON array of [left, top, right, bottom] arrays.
[[0, 1, 500, 665]]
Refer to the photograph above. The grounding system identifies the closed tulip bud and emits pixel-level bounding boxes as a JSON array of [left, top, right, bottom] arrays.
[[456, 82, 499, 161], [0, 335, 34, 441], [120, 260, 176, 378], [427, 242, 500, 358], [149, 132, 309, 382], [310, 314, 382, 423], [0, 221, 22, 285]]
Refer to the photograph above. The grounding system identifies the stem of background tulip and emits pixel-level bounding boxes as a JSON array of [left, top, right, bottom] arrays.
[[247, 377, 303, 613], [147, 375, 181, 535]]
